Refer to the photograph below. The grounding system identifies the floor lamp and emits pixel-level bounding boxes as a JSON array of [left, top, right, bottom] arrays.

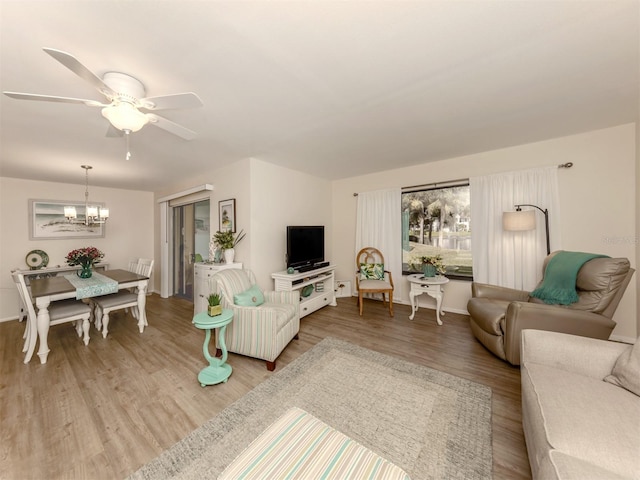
[[503, 204, 550, 255]]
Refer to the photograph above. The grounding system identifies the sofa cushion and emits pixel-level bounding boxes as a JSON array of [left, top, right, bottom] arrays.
[[538, 450, 631, 480], [523, 362, 640, 478], [604, 337, 640, 396], [572, 257, 631, 313]]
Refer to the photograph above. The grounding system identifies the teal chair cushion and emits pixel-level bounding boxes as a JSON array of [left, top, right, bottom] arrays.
[[234, 284, 265, 307]]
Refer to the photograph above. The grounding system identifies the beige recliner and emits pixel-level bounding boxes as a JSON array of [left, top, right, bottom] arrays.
[[467, 252, 635, 365]]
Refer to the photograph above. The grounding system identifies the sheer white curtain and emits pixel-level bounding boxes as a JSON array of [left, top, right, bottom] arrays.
[[355, 188, 402, 301], [470, 166, 561, 290]]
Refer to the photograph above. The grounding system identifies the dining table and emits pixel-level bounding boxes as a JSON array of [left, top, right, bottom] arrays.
[[27, 269, 149, 364]]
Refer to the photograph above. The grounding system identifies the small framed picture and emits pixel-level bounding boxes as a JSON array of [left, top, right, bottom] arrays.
[[218, 198, 236, 232]]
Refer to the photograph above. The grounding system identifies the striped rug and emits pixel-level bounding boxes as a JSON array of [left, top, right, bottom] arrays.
[[129, 337, 492, 479]]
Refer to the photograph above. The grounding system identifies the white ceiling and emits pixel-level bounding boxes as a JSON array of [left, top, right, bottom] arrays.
[[1, 1, 638, 192]]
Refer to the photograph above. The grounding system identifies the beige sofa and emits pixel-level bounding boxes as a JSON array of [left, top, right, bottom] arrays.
[[520, 330, 640, 479]]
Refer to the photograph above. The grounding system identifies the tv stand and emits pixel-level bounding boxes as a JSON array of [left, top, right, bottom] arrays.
[[297, 261, 329, 273], [272, 264, 337, 318]]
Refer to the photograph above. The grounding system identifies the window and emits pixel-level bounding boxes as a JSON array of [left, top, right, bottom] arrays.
[[402, 183, 473, 279]]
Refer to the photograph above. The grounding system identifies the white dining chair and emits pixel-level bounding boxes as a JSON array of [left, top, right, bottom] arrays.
[[13, 272, 92, 362], [92, 258, 154, 338]]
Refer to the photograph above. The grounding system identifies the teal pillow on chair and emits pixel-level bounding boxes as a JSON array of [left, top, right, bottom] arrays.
[[360, 263, 384, 280], [234, 284, 265, 306]]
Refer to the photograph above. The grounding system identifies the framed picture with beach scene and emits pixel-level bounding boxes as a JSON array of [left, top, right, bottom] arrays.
[[218, 198, 236, 233], [29, 199, 106, 240]]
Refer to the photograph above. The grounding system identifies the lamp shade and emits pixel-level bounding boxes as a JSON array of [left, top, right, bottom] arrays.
[[101, 103, 149, 132], [503, 210, 535, 231], [64, 206, 77, 219]]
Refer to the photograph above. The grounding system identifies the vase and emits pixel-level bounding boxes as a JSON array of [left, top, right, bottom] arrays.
[[208, 305, 222, 316], [77, 262, 93, 278], [224, 248, 235, 264], [423, 264, 436, 277]]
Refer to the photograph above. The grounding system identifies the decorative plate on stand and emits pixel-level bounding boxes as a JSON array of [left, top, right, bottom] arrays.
[[25, 249, 49, 270]]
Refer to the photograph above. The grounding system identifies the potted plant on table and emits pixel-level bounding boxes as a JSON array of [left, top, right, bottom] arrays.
[[207, 293, 222, 316], [213, 229, 246, 264], [420, 255, 445, 277], [65, 246, 105, 279]]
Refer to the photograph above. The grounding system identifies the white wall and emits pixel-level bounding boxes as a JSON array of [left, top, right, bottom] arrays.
[[153, 159, 251, 295], [0, 177, 154, 321], [248, 158, 333, 288], [332, 124, 638, 341], [151, 158, 332, 294]]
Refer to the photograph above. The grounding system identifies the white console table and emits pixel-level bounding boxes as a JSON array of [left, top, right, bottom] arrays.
[[272, 264, 337, 317], [194, 262, 242, 314]]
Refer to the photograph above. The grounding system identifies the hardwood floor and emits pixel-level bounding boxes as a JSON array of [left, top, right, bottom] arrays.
[[0, 294, 531, 479]]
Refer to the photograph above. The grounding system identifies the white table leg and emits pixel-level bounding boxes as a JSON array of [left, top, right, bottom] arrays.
[[434, 290, 444, 326], [136, 281, 148, 333], [408, 290, 419, 320], [34, 297, 51, 364]]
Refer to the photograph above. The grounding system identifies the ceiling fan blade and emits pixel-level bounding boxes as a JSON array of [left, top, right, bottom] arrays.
[[140, 92, 203, 110], [43, 47, 115, 97], [147, 113, 197, 140], [3, 91, 105, 106]]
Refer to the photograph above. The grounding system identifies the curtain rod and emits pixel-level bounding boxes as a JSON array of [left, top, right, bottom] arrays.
[[352, 162, 573, 196]]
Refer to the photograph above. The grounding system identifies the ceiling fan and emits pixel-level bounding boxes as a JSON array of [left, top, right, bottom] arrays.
[[3, 48, 203, 141]]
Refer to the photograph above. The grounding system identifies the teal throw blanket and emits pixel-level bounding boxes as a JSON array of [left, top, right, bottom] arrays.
[[530, 251, 608, 305]]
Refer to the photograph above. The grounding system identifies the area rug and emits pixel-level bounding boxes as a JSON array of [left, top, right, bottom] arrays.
[[129, 337, 492, 479]]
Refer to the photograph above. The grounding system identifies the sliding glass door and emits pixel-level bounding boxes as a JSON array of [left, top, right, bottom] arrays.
[[172, 200, 210, 300]]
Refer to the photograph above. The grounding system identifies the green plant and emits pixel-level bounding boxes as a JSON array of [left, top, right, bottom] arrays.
[[207, 293, 221, 306], [213, 229, 246, 250]]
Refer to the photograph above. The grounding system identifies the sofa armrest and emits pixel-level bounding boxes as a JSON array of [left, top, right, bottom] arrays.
[[471, 282, 530, 301], [520, 329, 628, 379], [503, 301, 617, 365], [264, 290, 300, 305]]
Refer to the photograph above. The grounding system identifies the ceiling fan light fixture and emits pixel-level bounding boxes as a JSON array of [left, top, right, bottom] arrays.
[[101, 102, 148, 132]]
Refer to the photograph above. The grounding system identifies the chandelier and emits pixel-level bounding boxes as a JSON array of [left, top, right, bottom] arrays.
[[64, 165, 109, 225]]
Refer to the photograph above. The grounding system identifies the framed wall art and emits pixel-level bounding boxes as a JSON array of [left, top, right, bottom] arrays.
[[29, 199, 106, 240], [218, 198, 236, 232]]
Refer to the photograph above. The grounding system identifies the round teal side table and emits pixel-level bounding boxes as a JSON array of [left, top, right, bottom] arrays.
[[192, 309, 233, 387]]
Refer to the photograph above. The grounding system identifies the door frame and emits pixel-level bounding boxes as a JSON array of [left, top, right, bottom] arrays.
[[158, 184, 213, 298]]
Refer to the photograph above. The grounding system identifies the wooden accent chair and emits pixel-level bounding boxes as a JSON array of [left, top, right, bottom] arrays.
[[93, 258, 154, 338], [355, 247, 394, 317]]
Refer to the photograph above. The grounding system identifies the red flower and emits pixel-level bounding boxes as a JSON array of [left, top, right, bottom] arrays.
[[65, 247, 104, 266]]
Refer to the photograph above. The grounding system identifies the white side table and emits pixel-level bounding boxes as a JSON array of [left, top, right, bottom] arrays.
[[407, 274, 450, 325]]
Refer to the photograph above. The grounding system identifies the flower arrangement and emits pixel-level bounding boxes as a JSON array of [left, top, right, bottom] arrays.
[[213, 229, 246, 250], [65, 246, 104, 267], [420, 255, 446, 275]]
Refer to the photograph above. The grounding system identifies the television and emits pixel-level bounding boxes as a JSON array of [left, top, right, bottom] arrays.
[[286, 226, 325, 270]]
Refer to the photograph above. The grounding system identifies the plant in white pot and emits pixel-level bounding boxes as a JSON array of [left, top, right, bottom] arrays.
[[213, 229, 246, 264]]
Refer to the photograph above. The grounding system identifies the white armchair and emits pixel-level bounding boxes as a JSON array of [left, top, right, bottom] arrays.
[[211, 269, 300, 371]]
